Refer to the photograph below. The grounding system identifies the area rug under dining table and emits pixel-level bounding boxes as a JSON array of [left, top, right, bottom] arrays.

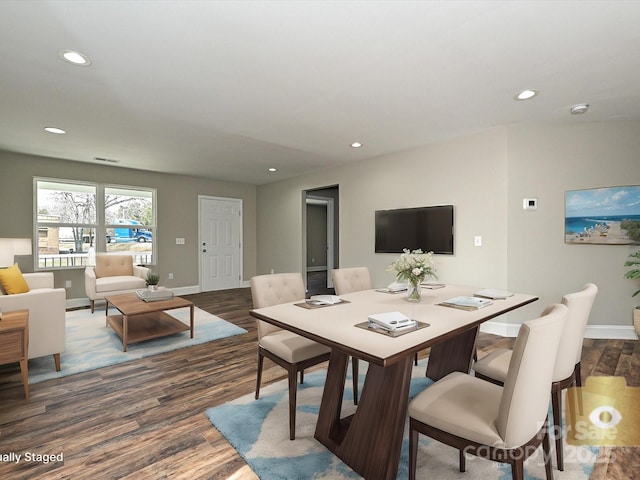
[[0, 305, 247, 386], [206, 360, 599, 479]]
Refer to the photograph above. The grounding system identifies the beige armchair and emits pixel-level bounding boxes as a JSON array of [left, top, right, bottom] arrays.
[[473, 283, 598, 470], [251, 272, 332, 440], [408, 303, 568, 480], [85, 254, 149, 313], [0, 272, 66, 371]]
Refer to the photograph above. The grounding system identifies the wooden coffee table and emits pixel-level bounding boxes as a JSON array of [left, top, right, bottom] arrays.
[[105, 293, 194, 352]]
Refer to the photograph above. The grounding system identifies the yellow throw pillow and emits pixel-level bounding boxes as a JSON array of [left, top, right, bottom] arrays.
[[0, 264, 30, 294]]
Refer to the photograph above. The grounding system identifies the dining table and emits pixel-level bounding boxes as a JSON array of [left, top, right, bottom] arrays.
[[250, 284, 538, 480]]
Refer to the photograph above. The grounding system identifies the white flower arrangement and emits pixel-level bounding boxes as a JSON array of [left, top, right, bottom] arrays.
[[387, 248, 436, 285]]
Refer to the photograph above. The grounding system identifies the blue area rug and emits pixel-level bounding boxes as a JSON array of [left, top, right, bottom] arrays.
[[206, 361, 598, 479], [2, 305, 247, 385]]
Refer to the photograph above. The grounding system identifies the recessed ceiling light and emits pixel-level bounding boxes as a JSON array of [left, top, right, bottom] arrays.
[[268, 167, 277, 172], [351, 142, 363, 148], [59, 49, 91, 66], [44, 127, 66, 134], [514, 89, 539, 101], [570, 103, 589, 115]]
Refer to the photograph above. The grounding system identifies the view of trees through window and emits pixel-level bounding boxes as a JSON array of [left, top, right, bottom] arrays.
[[35, 179, 156, 268]]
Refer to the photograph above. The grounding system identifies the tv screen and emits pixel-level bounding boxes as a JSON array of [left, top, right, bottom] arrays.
[[375, 205, 454, 254]]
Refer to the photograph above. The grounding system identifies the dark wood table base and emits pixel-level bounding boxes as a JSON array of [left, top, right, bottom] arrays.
[[314, 326, 480, 479], [426, 326, 479, 381], [315, 350, 414, 480]]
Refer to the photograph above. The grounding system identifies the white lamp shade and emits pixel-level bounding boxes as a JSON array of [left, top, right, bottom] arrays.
[[0, 238, 33, 267]]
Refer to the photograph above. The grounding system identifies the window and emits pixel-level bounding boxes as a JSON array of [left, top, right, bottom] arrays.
[[35, 179, 156, 269]]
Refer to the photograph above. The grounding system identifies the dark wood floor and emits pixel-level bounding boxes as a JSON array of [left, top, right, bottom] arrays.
[[0, 286, 637, 479]]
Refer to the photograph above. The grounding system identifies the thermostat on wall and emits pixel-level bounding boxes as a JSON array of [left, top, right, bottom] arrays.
[[523, 198, 538, 210]]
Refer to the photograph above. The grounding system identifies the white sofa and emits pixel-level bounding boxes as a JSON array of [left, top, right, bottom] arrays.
[[85, 254, 150, 313], [0, 272, 66, 371]]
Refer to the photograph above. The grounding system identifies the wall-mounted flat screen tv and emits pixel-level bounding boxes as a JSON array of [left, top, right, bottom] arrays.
[[375, 205, 454, 254]]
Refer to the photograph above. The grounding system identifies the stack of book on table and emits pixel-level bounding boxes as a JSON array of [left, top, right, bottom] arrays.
[[367, 311, 417, 333], [439, 296, 493, 310], [136, 289, 175, 302], [375, 282, 408, 294], [305, 295, 343, 306]]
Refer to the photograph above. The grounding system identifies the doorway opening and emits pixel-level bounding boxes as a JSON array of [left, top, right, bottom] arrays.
[[303, 186, 339, 296]]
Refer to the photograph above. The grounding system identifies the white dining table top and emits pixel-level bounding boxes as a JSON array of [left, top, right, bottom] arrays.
[[251, 284, 538, 366]]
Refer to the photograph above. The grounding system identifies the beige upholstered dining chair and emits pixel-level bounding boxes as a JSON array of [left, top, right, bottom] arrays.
[[250, 272, 332, 440], [408, 303, 568, 480], [331, 267, 373, 404], [473, 283, 597, 470], [331, 267, 372, 296]]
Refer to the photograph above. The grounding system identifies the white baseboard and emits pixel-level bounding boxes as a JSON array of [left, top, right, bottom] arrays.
[[583, 325, 638, 340], [480, 321, 638, 340], [171, 285, 200, 296], [66, 297, 90, 310]]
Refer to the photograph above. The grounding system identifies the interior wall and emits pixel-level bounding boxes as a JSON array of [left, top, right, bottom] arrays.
[[505, 121, 640, 326], [0, 150, 257, 299], [256, 122, 640, 328], [258, 127, 509, 288]]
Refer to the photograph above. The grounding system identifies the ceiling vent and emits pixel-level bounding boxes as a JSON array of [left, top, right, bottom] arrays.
[[94, 156, 120, 164]]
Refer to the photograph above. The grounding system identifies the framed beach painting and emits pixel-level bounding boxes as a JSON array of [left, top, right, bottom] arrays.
[[565, 185, 640, 245]]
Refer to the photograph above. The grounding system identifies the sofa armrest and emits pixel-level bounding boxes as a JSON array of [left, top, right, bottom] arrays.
[[0, 287, 66, 360], [133, 265, 150, 280], [85, 267, 97, 298], [23, 272, 54, 290]]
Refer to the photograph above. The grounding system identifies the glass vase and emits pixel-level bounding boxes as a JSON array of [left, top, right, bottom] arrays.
[[407, 279, 422, 302]]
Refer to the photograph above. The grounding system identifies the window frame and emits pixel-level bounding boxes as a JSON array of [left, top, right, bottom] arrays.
[[34, 177, 157, 270]]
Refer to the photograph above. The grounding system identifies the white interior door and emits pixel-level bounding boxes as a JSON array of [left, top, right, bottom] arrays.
[[199, 196, 242, 291]]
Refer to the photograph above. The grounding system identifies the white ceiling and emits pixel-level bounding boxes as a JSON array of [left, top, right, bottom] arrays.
[[1, 1, 639, 185]]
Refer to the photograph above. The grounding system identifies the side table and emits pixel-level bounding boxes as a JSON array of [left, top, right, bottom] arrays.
[[0, 309, 29, 400]]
